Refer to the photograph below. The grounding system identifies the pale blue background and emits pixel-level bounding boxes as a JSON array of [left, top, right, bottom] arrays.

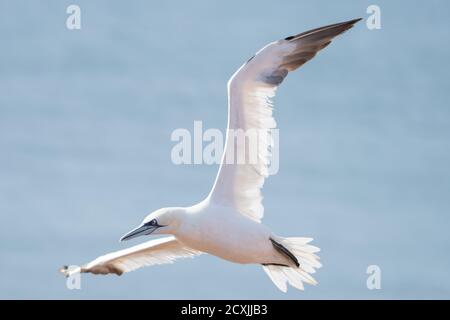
[[1, 0, 449, 299]]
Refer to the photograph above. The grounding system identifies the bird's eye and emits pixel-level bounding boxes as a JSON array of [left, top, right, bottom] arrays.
[[144, 219, 157, 227]]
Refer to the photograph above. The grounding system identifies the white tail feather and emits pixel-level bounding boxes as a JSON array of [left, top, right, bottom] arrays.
[[262, 237, 321, 292]]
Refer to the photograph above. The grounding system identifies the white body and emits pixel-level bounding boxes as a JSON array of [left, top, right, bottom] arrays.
[[176, 200, 285, 265]]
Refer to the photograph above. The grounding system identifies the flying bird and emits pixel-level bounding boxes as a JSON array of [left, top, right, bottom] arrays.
[[61, 18, 361, 292]]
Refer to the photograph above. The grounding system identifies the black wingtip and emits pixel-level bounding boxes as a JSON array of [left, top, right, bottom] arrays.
[[59, 265, 69, 278], [284, 18, 362, 41], [332, 17, 363, 28], [347, 17, 363, 24]]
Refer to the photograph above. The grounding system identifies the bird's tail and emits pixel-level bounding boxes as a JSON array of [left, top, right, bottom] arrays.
[[262, 237, 321, 292]]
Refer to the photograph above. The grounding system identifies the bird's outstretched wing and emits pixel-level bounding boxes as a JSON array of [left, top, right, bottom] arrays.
[[60, 236, 202, 276], [208, 19, 361, 222]]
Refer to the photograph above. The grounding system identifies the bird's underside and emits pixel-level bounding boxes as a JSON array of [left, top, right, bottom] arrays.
[[61, 18, 360, 292], [61, 233, 321, 292], [60, 237, 288, 274]]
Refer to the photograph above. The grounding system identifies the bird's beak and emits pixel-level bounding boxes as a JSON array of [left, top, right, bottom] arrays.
[[120, 224, 158, 242]]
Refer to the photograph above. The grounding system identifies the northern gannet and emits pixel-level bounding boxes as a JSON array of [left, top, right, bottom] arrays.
[[61, 18, 361, 292]]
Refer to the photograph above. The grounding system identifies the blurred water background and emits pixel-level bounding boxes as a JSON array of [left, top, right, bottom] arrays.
[[1, 0, 449, 299]]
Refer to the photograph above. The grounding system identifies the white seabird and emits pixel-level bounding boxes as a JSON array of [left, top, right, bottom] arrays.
[[61, 18, 361, 292]]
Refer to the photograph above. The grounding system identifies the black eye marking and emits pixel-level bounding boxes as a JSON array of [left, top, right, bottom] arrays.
[[145, 219, 157, 227]]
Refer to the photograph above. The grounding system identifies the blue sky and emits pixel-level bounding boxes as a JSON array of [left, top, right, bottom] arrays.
[[1, 1, 449, 299]]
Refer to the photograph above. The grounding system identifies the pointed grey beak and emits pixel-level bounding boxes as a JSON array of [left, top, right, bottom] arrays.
[[120, 224, 158, 242]]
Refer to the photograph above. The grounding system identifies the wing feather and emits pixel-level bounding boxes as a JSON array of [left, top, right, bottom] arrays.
[[62, 236, 202, 276], [208, 19, 361, 222]]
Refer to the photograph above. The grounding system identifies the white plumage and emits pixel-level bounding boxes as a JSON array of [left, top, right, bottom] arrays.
[[61, 18, 360, 292]]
